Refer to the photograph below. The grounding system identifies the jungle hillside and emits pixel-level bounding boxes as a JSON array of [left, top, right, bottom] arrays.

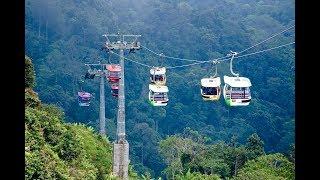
[[25, 0, 295, 178]]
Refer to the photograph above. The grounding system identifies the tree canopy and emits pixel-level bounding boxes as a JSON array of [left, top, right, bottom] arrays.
[[25, 0, 295, 177]]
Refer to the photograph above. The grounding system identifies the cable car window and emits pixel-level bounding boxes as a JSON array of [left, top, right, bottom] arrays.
[[230, 87, 251, 99], [151, 75, 164, 81], [109, 72, 119, 77], [202, 86, 217, 95], [154, 92, 167, 101]]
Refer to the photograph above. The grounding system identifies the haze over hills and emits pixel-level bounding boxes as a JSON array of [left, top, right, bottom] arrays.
[[25, 0, 295, 177]]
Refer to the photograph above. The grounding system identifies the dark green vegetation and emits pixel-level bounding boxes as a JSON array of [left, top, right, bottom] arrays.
[[158, 128, 294, 179], [25, 56, 139, 179], [25, 0, 295, 178]]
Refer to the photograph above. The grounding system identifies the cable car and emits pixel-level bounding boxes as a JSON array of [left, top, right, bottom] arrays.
[[150, 67, 166, 85], [106, 64, 121, 83], [223, 76, 252, 106], [148, 84, 169, 106], [200, 77, 221, 101], [78, 91, 91, 106], [85, 69, 96, 79], [111, 83, 119, 97]]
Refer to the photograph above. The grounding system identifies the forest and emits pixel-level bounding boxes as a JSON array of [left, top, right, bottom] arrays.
[[26, 55, 139, 179], [25, 0, 295, 178]]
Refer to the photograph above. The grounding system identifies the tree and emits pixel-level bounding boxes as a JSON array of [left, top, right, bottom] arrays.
[[245, 133, 265, 160], [25, 0, 295, 176], [25, 55, 36, 88], [159, 135, 199, 179], [25, 67, 123, 179], [175, 169, 221, 180], [288, 144, 295, 163], [234, 153, 295, 180]]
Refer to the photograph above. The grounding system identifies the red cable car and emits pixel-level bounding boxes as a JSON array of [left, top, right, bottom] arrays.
[[110, 83, 119, 97], [106, 64, 121, 83]]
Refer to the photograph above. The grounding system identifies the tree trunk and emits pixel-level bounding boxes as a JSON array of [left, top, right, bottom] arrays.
[[83, 27, 85, 43], [73, 76, 76, 95], [154, 119, 158, 133], [234, 155, 238, 176], [141, 144, 144, 165], [38, 13, 41, 38], [45, 19, 48, 44]]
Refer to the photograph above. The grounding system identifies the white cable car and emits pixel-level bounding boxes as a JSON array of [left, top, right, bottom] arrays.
[[222, 51, 252, 106], [148, 84, 169, 106], [150, 67, 166, 85], [200, 61, 221, 101], [201, 77, 221, 101], [223, 76, 252, 106]]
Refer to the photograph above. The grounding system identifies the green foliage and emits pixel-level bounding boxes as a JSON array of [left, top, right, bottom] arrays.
[[25, 76, 119, 179], [141, 172, 152, 180], [159, 129, 294, 179], [159, 135, 196, 179], [25, 104, 115, 179], [25, 88, 41, 108], [66, 124, 113, 178], [287, 144, 295, 163], [159, 130, 229, 179], [25, 144, 70, 179], [25, 55, 36, 88], [26, 0, 295, 177], [175, 169, 221, 180], [245, 133, 265, 160], [234, 153, 295, 180]]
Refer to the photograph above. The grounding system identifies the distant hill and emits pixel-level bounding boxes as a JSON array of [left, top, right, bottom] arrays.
[[25, 0, 295, 177]]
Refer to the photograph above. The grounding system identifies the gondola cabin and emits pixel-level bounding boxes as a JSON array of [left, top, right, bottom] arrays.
[[223, 76, 252, 106], [78, 91, 91, 106], [111, 83, 119, 97], [150, 67, 166, 85], [106, 64, 121, 83], [200, 77, 221, 101], [85, 69, 96, 79], [148, 84, 169, 106]]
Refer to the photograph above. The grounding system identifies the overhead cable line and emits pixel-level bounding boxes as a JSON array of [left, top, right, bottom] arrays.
[[237, 25, 295, 54], [109, 51, 152, 67], [141, 44, 203, 62], [114, 42, 295, 69], [141, 24, 294, 63], [165, 54, 231, 69], [166, 61, 209, 69], [211, 41, 295, 64], [234, 41, 295, 64]]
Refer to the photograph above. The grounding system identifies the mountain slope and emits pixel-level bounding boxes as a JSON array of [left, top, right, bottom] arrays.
[[25, 0, 295, 176], [25, 55, 139, 179]]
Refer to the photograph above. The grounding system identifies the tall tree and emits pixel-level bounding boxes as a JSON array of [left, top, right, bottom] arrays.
[[25, 55, 36, 88], [245, 133, 265, 160], [234, 153, 295, 180]]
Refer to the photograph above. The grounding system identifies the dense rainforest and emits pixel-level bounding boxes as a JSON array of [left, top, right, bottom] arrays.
[[25, 0, 295, 178], [25, 56, 295, 180], [26, 56, 139, 179]]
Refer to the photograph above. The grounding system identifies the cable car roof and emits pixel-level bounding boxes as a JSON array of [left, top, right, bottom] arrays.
[[201, 77, 221, 87], [150, 67, 166, 75], [224, 75, 252, 87], [78, 92, 91, 98], [106, 64, 121, 72], [149, 84, 169, 92]]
